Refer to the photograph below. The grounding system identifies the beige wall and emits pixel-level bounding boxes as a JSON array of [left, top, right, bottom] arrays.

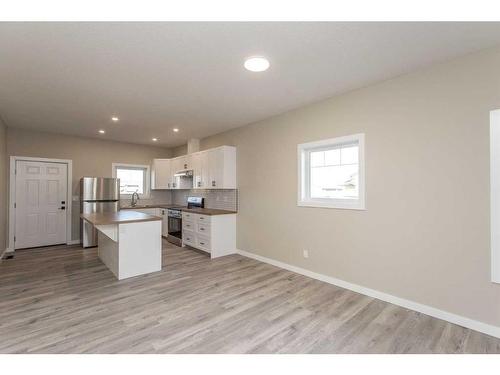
[[183, 47, 500, 327], [0, 119, 7, 252], [6, 128, 172, 242], [172, 145, 187, 157]]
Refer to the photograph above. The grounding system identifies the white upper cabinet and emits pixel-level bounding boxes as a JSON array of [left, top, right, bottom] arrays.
[[207, 146, 236, 189], [170, 156, 184, 175], [151, 159, 171, 190], [152, 145, 236, 190], [191, 152, 201, 188], [182, 155, 191, 171], [192, 151, 210, 189]]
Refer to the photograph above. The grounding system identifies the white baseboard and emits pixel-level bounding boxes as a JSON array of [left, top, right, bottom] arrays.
[[236, 248, 500, 339], [67, 239, 81, 245]]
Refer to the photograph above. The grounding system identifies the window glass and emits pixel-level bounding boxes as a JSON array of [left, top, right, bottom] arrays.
[[298, 135, 364, 209], [310, 151, 324, 167], [310, 164, 359, 199], [341, 145, 359, 164], [324, 148, 341, 166], [116, 168, 145, 194]]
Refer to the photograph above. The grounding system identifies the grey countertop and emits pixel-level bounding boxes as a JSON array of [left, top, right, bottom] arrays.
[[81, 211, 161, 225]]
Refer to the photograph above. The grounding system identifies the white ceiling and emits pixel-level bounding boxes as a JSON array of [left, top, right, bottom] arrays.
[[1, 22, 500, 147]]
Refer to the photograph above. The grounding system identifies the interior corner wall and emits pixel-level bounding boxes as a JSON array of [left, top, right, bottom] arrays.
[[194, 46, 500, 328]]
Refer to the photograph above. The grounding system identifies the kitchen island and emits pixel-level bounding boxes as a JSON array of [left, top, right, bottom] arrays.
[[81, 211, 162, 280]]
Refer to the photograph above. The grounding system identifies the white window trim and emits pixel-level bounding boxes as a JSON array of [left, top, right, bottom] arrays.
[[297, 133, 366, 210], [112, 163, 151, 198]]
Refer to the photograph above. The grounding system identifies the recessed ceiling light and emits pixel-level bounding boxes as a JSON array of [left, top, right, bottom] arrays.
[[98, 130, 105, 134], [152, 138, 158, 142], [173, 128, 179, 132], [111, 116, 119, 122], [244, 56, 270, 72]]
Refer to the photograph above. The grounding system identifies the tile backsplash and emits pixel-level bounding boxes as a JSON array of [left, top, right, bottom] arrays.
[[119, 190, 172, 208], [172, 189, 238, 211], [118, 189, 238, 211]]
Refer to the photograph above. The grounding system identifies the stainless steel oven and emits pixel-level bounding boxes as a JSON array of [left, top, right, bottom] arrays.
[[167, 209, 183, 246]]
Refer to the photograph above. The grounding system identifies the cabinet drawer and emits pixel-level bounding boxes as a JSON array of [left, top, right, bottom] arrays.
[[182, 212, 196, 221], [196, 235, 211, 251], [183, 230, 196, 246], [183, 220, 195, 231], [197, 214, 211, 223], [197, 222, 210, 235]]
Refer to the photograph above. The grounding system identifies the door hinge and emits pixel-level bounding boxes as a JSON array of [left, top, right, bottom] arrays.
[[14, 236, 16, 242], [14, 202, 16, 208]]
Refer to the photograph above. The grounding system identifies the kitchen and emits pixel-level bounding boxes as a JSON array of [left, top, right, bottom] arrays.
[[80, 144, 238, 279], [3, 21, 500, 356]]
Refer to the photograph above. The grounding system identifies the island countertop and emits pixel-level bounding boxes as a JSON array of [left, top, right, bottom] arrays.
[[81, 211, 161, 226]]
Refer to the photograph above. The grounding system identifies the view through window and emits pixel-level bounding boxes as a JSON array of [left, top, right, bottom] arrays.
[[298, 133, 365, 209], [115, 166, 147, 195], [310, 144, 359, 200]]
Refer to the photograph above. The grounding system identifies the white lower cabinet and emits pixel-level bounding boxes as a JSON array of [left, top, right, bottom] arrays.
[[159, 209, 169, 237], [182, 212, 236, 258], [183, 229, 196, 246]]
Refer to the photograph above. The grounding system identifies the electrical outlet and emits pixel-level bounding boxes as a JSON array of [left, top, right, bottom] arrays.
[[303, 250, 309, 258]]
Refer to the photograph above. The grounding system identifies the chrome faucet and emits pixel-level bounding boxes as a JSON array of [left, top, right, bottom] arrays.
[[131, 191, 139, 207]]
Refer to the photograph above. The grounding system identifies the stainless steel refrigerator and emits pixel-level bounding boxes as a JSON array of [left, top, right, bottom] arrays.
[[80, 177, 120, 248]]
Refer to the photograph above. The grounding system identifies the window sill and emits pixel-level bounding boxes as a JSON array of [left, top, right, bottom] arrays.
[[297, 199, 366, 210]]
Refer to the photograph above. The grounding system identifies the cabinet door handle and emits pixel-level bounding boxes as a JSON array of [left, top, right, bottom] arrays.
[[212, 181, 216, 187], [200, 242, 205, 245]]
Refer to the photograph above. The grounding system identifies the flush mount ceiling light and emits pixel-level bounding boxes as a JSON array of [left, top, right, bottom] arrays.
[[152, 138, 158, 142], [173, 128, 179, 132], [111, 116, 119, 122], [98, 130, 106, 134], [244, 56, 270, 72]]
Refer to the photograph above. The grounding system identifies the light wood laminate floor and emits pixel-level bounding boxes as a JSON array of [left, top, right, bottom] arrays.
[[1, 240, 500, 354]]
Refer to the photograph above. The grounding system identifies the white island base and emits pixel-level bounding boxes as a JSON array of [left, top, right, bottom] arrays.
[[96, 220, 162, 280]]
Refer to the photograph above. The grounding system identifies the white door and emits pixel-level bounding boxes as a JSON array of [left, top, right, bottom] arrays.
[[15, 160, 68, 249]]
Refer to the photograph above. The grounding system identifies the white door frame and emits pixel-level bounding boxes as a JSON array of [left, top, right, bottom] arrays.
[[8, 156, 73, 253]]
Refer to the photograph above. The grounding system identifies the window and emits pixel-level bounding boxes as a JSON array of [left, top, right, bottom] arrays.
[[298, 133, 365, 209], [112, 163, 150, 197]]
